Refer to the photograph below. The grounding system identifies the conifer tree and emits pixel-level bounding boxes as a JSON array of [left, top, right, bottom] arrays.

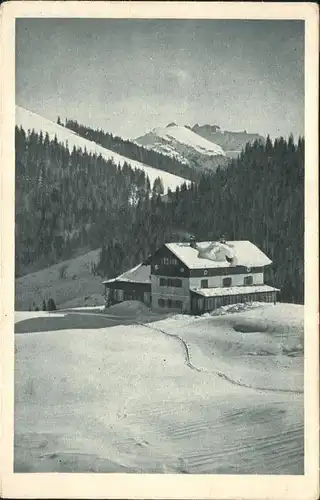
[[47, 298, 57, 311]]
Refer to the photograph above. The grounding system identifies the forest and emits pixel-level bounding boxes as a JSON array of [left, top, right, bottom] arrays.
[[62, 118, 202, 181], [95, 135, 304, 303], [15, 125, 158, 276], [15, 126, 304, 304]]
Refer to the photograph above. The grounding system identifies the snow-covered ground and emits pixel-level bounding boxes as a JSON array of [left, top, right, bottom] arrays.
[[16, 106, 191, 193], [15, 249, 104, 311], [14, 303, 304, 474]]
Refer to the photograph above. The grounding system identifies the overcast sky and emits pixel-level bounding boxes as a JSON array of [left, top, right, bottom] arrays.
[[16, 18, 304, 139]]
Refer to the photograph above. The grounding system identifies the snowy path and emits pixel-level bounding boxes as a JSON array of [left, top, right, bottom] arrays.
[[136, 320, 303, 395]]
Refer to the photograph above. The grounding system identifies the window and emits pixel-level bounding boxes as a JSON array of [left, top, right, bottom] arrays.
[[159, 278, 182, 287], [201, 279, 208, 288], [174, 300, 183, 309], [161, 257, 178, 265], [206, 298, 214, 310], [172, 278, 182, 287], [244, 276, 253, 285], [116, 289, 124, 301], [198, 298, 204, 310], [223, 277, 232, 287], [158, 299, 183, 309]]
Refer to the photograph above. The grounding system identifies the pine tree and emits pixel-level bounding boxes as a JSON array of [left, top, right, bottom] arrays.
[[152, 177, 164, 195], [47, 298, 57, 311]]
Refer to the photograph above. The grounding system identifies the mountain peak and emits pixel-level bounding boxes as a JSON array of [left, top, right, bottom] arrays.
[[193, 124, 221, 132], [135, 123, 227, 170]]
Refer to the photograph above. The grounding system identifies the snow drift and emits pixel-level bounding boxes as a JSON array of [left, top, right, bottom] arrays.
[[14, 303, 304, 474]]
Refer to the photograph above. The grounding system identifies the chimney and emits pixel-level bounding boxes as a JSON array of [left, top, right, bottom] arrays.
[[189, 236, 197, 249]]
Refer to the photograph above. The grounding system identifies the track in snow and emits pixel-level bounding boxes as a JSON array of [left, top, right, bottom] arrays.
[[136, 321, 202, 373], [136, 321, 303, 395]]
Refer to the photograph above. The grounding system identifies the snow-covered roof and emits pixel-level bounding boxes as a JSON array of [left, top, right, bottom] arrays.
[[103, 264, 151, 285], [193, 284, 279, 298], [166, 241, 272, 269]]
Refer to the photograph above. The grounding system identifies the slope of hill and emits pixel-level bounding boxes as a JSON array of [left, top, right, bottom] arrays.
[[14, 303, 303, 473], [191, 123, 264, 154], [148, 123, 226, 156], [135, 123, 228, 171], [16, 106, 191, 193], [15, 249, 104, 311], [63, 117, 199, 182]]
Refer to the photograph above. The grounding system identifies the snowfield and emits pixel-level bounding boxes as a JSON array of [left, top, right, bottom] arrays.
[[16, 106, 191, 193], [135, 124, 227, 166], [14, 303, 304, 474], [153, 125, 226, 156]]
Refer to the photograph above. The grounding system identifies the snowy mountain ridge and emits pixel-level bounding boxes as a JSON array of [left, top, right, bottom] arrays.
[[135, 123, 228, 171], [152, 123, 226, 156], [16, 106, 191, 193], [191, 123, 265, 153]]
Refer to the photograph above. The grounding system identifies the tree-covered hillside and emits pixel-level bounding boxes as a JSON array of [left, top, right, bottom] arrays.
[[15, 126, 304, 304], [15, 126, 154, 276], [96, 135, 304, 304], [63, 118, 202, 182]]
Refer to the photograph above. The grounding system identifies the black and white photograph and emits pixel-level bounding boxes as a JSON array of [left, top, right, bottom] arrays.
[[0, 1, 319, 499]]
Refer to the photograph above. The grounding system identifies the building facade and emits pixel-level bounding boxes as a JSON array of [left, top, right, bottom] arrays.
[[103, 239, 279, 314], [103, 263, 151, 308]]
